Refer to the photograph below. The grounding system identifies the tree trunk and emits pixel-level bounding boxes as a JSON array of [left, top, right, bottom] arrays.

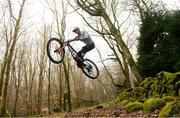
[[48, 61, 51, 115], [28, 65, 36, 115], [0, 0, 26, 116], [58, 65, 63, 112], [0, 53, 8, 96], [63, 61, 72, 112], [101, 10, 142, 84], [76, 0, 143, 84], [37, 67, 44, 115]]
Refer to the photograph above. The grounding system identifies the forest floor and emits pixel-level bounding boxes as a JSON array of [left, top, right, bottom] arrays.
[[51, 102, 160, 117]]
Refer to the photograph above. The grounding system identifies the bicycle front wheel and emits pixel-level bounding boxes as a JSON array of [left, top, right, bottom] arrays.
[[47, 38, 65, 64], [81, 59, 99, 79]]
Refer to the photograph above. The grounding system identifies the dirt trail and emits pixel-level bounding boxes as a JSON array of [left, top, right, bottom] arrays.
[[63, 103, 159, 117]]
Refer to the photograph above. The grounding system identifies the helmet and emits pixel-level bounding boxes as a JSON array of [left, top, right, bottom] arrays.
[[72, 27, 79, 32]]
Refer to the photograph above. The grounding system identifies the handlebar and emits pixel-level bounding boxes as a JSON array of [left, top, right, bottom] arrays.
[[64, 39, 76, 44]]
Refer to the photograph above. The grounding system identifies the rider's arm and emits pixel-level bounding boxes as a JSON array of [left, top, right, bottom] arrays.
[[66, 38, 76, 43], [75, 36, 80, 41]]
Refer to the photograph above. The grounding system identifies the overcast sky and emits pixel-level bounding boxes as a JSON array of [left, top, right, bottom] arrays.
[[1, 0, 179, 63]]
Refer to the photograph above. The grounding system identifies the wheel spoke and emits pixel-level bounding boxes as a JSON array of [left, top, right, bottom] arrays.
[[47, 38, 65, 64], [82, 59, 99, 79]]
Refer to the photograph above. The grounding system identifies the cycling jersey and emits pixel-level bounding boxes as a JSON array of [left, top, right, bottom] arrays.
[[79, 30, 93, 44]]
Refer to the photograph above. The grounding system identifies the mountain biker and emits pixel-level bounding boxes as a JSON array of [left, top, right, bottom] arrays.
[[73, 27, 95, 58], [72, 27, 95, 67]]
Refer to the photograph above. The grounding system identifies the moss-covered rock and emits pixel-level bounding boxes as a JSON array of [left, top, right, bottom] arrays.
[[125, 101, 143, 113], [155, 71, 180, 97], [143, 98, 166, 113], [159, 101, 180, 117], [162, 96, 176, 102]]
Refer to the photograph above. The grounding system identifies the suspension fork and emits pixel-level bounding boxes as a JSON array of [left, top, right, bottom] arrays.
[[55, 43, 66, 54]]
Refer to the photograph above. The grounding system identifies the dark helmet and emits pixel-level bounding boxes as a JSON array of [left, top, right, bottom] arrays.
[[72, 27, 80, 32]]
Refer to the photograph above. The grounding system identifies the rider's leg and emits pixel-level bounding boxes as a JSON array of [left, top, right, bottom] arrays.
[[77, 42, 95, 58], [76, 43, 95, 68]]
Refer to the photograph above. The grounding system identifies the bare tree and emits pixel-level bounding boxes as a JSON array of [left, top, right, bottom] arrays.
[[12, 45, 26, 116], [37, 24, 49, 115], [47, 0, 72, 111], [68, 0, 142, 85], [0, 0, 27, 116]]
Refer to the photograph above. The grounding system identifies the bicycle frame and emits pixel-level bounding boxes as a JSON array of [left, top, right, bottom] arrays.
[[55, 39, 81, 60], [47, 38, 99, 79], [67, 43, 79, 59]]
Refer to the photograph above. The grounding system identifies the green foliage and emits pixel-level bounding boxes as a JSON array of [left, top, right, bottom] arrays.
[[111, 97, 122, 104], [112, 88, 133, 104], [122, 88, 133, 100], [175, 81, 180, 96], [121, 100, 129, 106], [137, 10, 180, 77], [139, 77, 155, 97], [143, 98, 166, 113], [125, 101, 143, 113], [159, 101, 180, 117]]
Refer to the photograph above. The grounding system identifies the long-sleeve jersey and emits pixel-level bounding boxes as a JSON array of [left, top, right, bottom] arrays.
[[78, 30, 93, 44]]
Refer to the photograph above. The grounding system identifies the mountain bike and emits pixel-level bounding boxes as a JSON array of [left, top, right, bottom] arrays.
[[46, 38, 99, 79]]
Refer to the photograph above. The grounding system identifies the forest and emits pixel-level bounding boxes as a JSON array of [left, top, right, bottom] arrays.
[[0, 0, 180, 117]]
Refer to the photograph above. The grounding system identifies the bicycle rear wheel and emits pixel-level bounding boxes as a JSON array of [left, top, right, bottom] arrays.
[[47, 38, 65, 64], [81, 59, 99, 79]]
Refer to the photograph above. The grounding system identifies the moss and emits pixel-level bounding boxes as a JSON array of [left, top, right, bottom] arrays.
[[143, 98, 166, 113], [162, 96, 175, 102], [125, 101, 143, 113], [121, 100, 129, 106], [175, 81, 180, 96], [159, 101, 180, 117], [159, 102, 174, 117]]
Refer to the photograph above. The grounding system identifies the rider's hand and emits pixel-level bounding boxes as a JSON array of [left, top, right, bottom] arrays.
[[75, 36, 79, 40]]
